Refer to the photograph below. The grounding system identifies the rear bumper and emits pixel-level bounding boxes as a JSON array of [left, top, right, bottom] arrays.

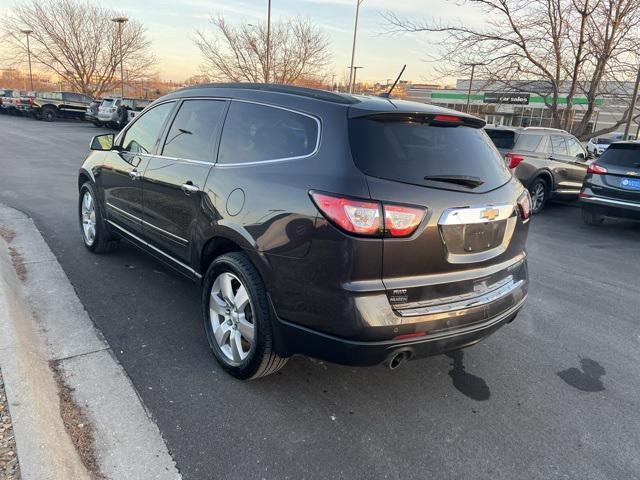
[[580, 193, 640, 213], [271, 296, 525, 366]]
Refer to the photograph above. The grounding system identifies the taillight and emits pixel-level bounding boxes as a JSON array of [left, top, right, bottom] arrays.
[[29, 97, 34, 106], [517, 191, 531, 221], [111, 107, 116, 112], [432, 114, 462, 123], [587, 163, 608, 174], [383, 204, 425, 237], [505, 153, 524, 169], [310, 192, 381, 235], [310, 192, 425, 237]]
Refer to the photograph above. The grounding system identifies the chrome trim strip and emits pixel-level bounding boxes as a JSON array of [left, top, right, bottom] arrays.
[[397, 278, 526, 317], [554, 189, 581, 194], [106, 202, 189, 243], [142, 219, 189, 244], [438, 204, 515, 225], [106, 202, 141, 221], [581, 195, 640, 210], [107, 220, 201, 278]]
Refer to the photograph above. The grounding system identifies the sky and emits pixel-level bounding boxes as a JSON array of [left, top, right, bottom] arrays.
[[0, 0, 484, 83]]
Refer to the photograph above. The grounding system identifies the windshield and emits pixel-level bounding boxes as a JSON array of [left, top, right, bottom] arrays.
[[349, 118, 512, 192], [595, 138, 613, 145]]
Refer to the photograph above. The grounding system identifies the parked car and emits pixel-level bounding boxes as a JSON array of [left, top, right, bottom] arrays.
[[485, 126, 589, 213], [579, 142, 640, 224], [31, 91, 93, 121], [78, 84, 531, 379], [0, 89, 29, 115], [586, 135, 623, 157], [85, 99, 102, 125], [97, 97, 151, 129]]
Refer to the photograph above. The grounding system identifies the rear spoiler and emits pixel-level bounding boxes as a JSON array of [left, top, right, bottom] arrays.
[[350, 112, 486, 129]]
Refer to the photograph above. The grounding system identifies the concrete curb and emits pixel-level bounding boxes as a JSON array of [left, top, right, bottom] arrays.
[[0, 204, 181, 480]]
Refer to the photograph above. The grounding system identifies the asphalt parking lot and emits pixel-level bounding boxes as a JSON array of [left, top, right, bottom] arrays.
[[1, 113, 640, 480]]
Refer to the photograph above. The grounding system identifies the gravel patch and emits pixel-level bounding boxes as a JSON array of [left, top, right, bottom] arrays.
[[0, 370, 20, 480]]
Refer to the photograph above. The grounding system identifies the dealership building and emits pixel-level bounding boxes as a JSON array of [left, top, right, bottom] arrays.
[[406, 79, 638, 136]]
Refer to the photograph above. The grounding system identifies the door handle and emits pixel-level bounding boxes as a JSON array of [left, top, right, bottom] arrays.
[[181, 182, 200, 194], [129, 170, 141, 180]]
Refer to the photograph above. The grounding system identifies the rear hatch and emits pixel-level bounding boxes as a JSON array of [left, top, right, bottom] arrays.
[[349, 111, 528, 324], [593, 143, 640, 202], [98, 99, 117, 119]]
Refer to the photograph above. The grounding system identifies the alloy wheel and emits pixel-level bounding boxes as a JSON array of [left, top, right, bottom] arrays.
[[530, 182, 545, 212], [209, 272, 255, 363], [81, 191, 96, 246]]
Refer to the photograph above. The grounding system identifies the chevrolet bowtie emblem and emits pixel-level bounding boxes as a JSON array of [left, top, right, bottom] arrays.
[[480, 207, 500, 221]]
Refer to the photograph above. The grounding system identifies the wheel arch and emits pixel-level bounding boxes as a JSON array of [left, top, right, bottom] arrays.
[[529, 169, 554, 192], [197, 226, 272, 287]]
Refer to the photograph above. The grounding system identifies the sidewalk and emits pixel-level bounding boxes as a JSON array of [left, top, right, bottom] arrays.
[[0, 204, 181, 480]]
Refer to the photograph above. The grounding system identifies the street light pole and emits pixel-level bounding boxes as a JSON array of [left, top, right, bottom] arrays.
[[266, 0, 272, 84], [623, 63, 640, 140], [348, 0, 364, 94], [464, 63, 483, 113], [111, 17, 128, 99], [350, 66, 363, 93], [21, 29, 33, 91]]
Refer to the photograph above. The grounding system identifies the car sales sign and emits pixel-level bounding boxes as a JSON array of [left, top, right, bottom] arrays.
[[484, 92, 530, 105]]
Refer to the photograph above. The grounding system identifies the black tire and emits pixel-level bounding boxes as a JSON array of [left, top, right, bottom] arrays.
[[528, 178, 548, 214], [78, 182, 119, 253], [202, 252, 287, 380], [582, 207, 605, 226], [40, 106, 57, 122]]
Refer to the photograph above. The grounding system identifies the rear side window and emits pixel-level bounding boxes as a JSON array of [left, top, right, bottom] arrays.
[[550, 136, 568, 155], [485, 129, 515, 149], [218, 101, 319, 164], [121, 102, 174, 154], [349, 118, 512, 192], [514, 134, 543, 152], [162, 100, 226, 162], [599, 144, 640, 167], [566, 137, 586, 158]]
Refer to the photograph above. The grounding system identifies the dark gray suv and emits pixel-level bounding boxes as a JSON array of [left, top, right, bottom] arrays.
[[486, 127, 589, 213], [78, 84, 530, 379]]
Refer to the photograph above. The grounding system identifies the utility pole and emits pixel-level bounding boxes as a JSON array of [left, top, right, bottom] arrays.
[[623, 63, 640, 140], [463, 63, 484, 113], [351, 66, 363, 94], [266, 0, 272, 83], [111, 17, 128, 99], [21, 29, 33, 91], [348, 0, 364, 94]]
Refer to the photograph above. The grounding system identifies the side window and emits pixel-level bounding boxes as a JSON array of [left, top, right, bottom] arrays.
[[121, 102, 174, 154], [162, 100, 226, 162], [550, 136, 568, 156], [514, 134, 543, 152], [566, 137, 585, 158], [64, 93, 80, 103], [218, 101, 319, 164]]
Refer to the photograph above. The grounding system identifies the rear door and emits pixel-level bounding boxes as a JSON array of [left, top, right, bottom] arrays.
[[142, 98, 228, 264], [595, 144, 640, 202], [101, 101, 175, 236], [548, 135, 584, 193]]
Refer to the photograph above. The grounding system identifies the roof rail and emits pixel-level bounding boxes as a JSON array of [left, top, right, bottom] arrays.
[[178, 82, 359, 105]]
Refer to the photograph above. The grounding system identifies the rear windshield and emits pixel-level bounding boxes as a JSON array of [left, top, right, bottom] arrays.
[[595, 138, 613, 145], [485, 129, 515, 149], [101, 99, 115, 107], [598, 144, 640, 167], [349, 118, 512, 192]]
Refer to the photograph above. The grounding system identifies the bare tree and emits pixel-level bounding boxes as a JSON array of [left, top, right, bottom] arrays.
[[1, 0, 156, 97], [382, 0, 640, 139], [194, 16, 332, 85]]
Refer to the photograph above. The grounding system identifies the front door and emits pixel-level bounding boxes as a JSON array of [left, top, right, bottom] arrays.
[[102, 101, 176, 237], [142, 99, 228, 264]]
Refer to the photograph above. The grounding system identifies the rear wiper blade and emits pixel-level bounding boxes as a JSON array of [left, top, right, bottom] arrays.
[[423, 175, 485, 188]]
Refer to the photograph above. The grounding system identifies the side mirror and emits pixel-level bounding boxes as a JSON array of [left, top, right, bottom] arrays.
[[90, 133, 116, 151]]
